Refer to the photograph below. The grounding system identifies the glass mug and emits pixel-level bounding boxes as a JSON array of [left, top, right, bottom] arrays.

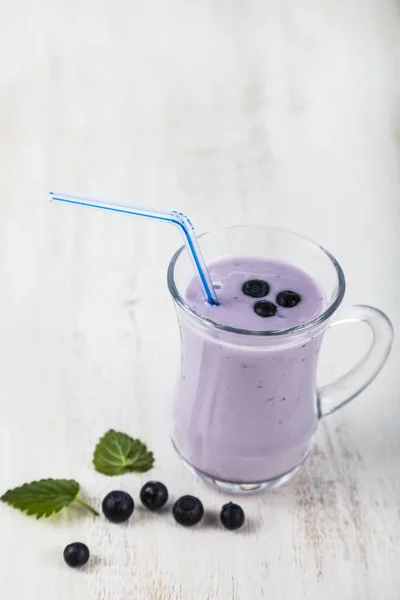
[[167, 226, 393, 493]]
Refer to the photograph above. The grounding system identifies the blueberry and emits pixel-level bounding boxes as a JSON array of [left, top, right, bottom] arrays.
[[140, 481, 169, 511], [276, 291, 301, 307], [173, 495, 204, 526], [254, 300, 277, 317], [102, 491, 134, 523], [242, 279, 269, 298], [63, 542, 90, 568], [220, 502, 245, 530]]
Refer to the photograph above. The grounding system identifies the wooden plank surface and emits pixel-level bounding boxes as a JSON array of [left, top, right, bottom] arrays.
[[0, 1, 399, 598]]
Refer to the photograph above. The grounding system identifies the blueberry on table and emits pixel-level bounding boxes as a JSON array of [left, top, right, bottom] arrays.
[[254, 300, 277, 317], [220, 502, 245, 531], [63, 542, 90, 568], [140, 481, 169, 511], [173, 495, 204, 526], [102, 491, 134, 523], [276, 290, 301, 307], [242, 279, 269, 298]]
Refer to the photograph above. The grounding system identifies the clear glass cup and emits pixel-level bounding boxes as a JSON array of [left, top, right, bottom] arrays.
[[167, 226, 393, 493]]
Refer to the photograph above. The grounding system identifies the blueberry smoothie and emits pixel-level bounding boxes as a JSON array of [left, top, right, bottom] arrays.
[[172, 257, 326, 484]]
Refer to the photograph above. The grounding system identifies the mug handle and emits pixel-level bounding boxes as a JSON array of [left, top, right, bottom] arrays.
[[317, 305, 394, 418]]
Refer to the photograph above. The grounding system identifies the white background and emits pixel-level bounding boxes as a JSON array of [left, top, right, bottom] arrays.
[[0, 1, 399, 598]]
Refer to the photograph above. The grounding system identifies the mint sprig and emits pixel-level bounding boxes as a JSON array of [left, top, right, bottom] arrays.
[[1, 479, 99, 519], [93, 429, 154, 476]]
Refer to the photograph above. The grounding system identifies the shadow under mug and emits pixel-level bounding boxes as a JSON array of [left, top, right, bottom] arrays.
[[167, 226, 393, 493]]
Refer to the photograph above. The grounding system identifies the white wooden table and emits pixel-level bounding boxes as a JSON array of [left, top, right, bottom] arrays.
[[0, 1, 399, 598]]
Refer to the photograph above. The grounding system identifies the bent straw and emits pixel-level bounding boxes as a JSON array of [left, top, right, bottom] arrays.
[[49, 190, 219, 306]]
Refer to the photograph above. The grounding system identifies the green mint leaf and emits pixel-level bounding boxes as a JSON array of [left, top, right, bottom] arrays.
[[1, 479, 99, 519], [93, 429, 154, 475]]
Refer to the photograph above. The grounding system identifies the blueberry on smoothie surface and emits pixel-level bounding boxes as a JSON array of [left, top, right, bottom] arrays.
[[276, 290, 301, 307], [254, 300, 277, 318], [242, 279, 269, 298]]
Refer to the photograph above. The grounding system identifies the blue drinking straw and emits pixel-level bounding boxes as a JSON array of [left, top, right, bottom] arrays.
[[49, 190, 219, 306]]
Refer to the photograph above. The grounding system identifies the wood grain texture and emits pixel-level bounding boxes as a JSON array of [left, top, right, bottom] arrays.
[[0, 1, 400, 598]]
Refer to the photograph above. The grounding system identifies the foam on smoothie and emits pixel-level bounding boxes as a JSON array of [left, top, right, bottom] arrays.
[[185, 257, 325, 330]]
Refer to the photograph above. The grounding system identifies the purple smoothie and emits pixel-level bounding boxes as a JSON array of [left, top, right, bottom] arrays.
[[172, 257, 326, 484]]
